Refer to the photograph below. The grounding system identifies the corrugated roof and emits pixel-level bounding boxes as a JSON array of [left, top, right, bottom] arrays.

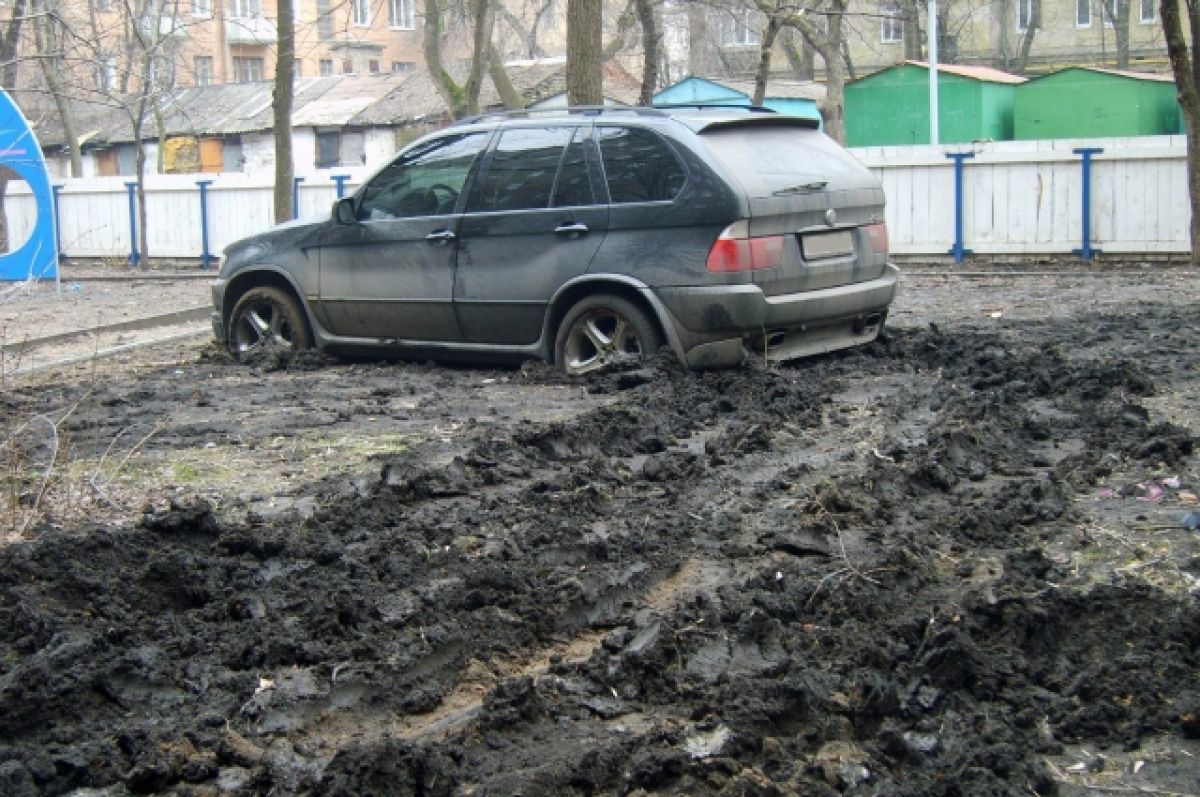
[[28, 61, 649, 149], [902, 61, 1027, 84], [696, 77, 826, 102], [1028, 66, 1175, 83]]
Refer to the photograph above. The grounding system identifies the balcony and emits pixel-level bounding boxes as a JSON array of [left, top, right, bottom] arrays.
[[225, 14, 277, 45]]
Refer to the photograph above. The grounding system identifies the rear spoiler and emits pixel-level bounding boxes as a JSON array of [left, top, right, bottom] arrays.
[[694, 116, 821, 134]]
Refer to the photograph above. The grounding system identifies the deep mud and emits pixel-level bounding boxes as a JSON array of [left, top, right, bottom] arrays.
[[1, 273, 1199, 796]]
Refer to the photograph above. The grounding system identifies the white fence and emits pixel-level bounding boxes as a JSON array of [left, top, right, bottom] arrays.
[[1, 135, 1190, 265]]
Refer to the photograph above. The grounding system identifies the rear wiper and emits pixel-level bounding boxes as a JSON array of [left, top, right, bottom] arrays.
[[772, 180, 828, 196]]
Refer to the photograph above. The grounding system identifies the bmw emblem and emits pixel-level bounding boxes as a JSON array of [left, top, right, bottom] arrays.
[[824, 208, 837, 227]]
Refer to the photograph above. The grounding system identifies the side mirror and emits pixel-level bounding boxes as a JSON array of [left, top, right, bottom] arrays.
[[333, 196, 358, 225]]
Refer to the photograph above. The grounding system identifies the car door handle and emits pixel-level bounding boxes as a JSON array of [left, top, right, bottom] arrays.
[[554, 222, 589, 237], [426, 229, 456, 244]]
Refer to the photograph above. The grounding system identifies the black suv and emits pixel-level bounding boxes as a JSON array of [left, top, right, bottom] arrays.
[[211, 106, 898, 373]]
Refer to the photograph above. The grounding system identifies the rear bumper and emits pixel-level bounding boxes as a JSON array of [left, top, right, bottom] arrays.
[[651, 264, 899, 368]]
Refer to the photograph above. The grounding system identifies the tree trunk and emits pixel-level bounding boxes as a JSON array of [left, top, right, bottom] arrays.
[[752, 16, 781, 106], [424, 0, 465, 117], [781, 28, 814, 81], [1114, 0, 1131, 68], [487, 42, 525, 109], [635, 0, 661, 105], [567, 0, 603, 105], [273, 0, 295, 224], [903, 0, 923, 61], [463, 0, 493, 116], [1161, 0, 1200, 265]]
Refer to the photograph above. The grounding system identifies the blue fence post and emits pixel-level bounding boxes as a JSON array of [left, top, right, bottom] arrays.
[[52, 184, 65, 258], [197, 179, 214, 269], [332, 174, 350, 198], [125, 181, 139, 268], [946, 152, 975, 263], [292, 176, 305, 220], [1072, 147, 1104, 262]]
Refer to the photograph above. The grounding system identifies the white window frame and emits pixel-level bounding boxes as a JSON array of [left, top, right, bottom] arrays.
[[1076, 0, 1091, 27], [1016, 0, 1036, 31], [1139, 0, 1155, 23], [722, 8, 760, 46], [1101, 0, 1117, 27], [230, 0, 260, 17], [194, 55, 213, 86], [352, 0, 370, 27], [191, 0, 211, 16], [389, 0, 414, 29], [881, 4, 903, 43]]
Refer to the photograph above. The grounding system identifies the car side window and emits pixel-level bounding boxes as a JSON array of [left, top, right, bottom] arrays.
[[596, 125, 686, 204], [468, 126, 589, 213], [359, 132, 489, 220], [551, 129, 595, 208]]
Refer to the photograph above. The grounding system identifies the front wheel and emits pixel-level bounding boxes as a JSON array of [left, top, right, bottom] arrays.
[[554, 295, 664, 375], [228, 286, 312, 361]]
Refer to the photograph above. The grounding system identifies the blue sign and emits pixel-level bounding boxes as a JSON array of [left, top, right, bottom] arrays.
[[0, 87, 57, 280]]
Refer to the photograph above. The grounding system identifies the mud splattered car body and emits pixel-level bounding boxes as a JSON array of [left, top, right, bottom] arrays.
[[212, 106, 898, 373]]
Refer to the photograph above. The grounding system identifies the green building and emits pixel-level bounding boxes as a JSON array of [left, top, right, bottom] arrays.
[[1013, 67, 1180, 140], [844, 61, 1025, 147]]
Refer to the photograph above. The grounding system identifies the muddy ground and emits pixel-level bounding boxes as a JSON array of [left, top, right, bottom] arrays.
[[1, 269, 1198, 796]]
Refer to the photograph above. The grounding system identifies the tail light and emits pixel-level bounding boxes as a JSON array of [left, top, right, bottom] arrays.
[[865, 222, 889, 254], [706, 220, 785, 273]]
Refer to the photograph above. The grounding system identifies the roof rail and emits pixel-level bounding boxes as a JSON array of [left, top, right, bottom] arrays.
[[651, 103, 778, 114], [453, 105, 670, 126]]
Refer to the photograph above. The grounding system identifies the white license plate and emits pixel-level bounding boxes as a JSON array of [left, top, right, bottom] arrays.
[[801, 230, 854, 260]]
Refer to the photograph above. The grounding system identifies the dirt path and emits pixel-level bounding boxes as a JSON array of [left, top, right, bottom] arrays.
[[0, 270, 1198, 796]]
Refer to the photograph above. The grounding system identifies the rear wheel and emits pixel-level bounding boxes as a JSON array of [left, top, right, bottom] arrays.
[[554, 295, 664, 375], [228, 286, 312, 361]]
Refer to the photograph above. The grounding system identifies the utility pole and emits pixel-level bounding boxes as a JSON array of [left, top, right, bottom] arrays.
[[929, 0, 939, 145]]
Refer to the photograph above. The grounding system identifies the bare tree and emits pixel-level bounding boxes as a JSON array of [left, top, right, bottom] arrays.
[[567, 0, 603, 104], [635, 0, 662, 104], [1160, 0, 1200, 265], [273, 0, 295, 224], [0, 0, 28, 253], [1102, 0, 1132, 68]]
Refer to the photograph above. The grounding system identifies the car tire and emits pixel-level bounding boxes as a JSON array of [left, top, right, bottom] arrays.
[[554, 295, 664, 375], [228, 286, 312, 361]]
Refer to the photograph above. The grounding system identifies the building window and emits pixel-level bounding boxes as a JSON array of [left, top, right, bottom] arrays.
[[352, 0, 369, 26], [194, 55, 213, 86], [1076, 0, 1091, 27], [95, 55, 116, 91], [722, 8, 760, 46], [342, 59, 354, 74], [231, 0, 260, 16], [191, 0, 211, 15], [1140, 0, 1155, 23], [94, 0, 113, 10], [1017, 0, 1039, 31], [232, 56, 263, 82], [317, 131, 341, 168], [317, 0, 333, 39], [389, 0, 414, 29], [319, 59, 333, 76], [881, 3, 903, 43], [368, 59, 380, 73], [392, 61, 414, 73]]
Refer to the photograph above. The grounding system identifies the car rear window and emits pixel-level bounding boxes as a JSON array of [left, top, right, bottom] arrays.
[[597, 125, 686, 204], [699, 125, 867, 197]]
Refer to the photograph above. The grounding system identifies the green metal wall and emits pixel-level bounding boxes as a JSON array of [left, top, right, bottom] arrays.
[[845, 64, 1017, 147], [1013, 69, 1181, 139]]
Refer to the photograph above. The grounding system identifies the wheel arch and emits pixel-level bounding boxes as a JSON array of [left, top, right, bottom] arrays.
[[544, 275, 685, 362], [222, 267, 316, 343]]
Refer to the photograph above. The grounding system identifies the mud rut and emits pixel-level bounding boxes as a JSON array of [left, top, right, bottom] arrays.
[[2, 301, 1199, 796]]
